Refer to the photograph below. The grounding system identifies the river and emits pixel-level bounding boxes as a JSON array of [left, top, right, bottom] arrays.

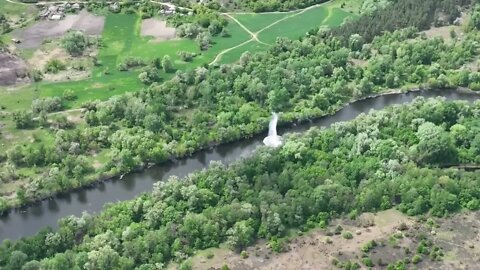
[[1, 89, 478, 241]]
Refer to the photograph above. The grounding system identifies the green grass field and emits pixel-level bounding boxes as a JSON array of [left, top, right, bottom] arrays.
[[232, 12, 294, 32], [256, 6, 329, 44], [0, 14, 252, 110], [0, 0, 357, 112]]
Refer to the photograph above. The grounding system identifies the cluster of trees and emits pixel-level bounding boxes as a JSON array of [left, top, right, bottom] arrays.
[[1, 99, 479, 269], [178, 0, 329, 12], [171, 6, 228, 50], [331, 0, 472, 43], [137, 55, 174, 84], [61, 31, 90, 57], [2, 1, 480, 210]]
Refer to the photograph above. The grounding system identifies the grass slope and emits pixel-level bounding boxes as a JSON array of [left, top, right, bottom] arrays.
[[257, 6, 330, 44], [232, 12, 294, 32]]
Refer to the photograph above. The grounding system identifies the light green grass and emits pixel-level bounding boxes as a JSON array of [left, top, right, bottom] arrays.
[[324, 8, 359, 26], [232, 12, 294, 33], [0, 0, 28, 16], [257, 6, 330, 44]]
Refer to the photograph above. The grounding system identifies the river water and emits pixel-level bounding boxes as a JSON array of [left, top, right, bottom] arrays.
[[1, 89, 478, 241]]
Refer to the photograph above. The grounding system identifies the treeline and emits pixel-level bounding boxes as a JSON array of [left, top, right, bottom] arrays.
[[331, 0, 472, 42], [1, 99, 479, 269], [3, 3, 480, 211], [172, 0, 329, 12]]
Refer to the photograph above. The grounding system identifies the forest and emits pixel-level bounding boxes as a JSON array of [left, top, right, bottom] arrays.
[[0, 98, 479, 269], [1, 0, 480, 211]]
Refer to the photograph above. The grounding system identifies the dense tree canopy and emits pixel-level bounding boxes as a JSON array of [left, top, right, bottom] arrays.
[[2, 2, 480, 211], [1, 99, 479, 269]]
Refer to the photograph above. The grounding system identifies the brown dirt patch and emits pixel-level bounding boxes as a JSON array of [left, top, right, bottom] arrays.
[[180, 210, 413, 270], [13, 10, 105, 49], [0, 52, 30, 86], [140, 18, 176, 42]]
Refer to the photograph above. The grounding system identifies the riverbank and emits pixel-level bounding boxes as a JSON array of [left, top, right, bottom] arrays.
[[2, 85, 479, 214], [1, 87, 479, 241]]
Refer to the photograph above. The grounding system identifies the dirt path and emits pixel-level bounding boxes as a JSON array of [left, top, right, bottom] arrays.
[[210, 2, 332, 65]]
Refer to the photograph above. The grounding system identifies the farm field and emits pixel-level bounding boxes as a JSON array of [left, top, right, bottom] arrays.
[[1, 0, 357, 111]]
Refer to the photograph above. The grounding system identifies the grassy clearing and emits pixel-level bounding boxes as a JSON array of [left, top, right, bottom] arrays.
[[323, 8, 357, 26], [257, 6, 330, 44], [232, 12, 294, 32]]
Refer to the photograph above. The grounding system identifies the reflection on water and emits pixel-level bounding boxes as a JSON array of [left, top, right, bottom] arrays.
[[0, 89, 478, 241]]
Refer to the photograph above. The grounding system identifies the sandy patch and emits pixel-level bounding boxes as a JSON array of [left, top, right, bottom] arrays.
[[175, 209, 413, 270], [13, 10, 105, 49], [140, 18, 176, 42], [0, 52, 30, 86]]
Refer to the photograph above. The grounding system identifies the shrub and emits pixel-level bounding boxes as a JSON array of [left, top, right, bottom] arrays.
[[240, 250, 248, 259], [362, 257, 374, 267], [63, 89, 76, 101], [177, 51, 194, 62], [12, 110, 34, 129], [118, 57, 146, 71], [44, 59, 66, 74], [31, 97, 63, 113], [412, 254, 422, 264], [342, 231, 353, 239], [62, 31, 87, 56]]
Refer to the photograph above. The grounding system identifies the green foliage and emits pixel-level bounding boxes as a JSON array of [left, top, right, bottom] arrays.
[[44, 59, 66, 74], [12, 110, 34, 129], [412, 254, 422, 264], [62, 31, 87, 56], [332, 0, 469, 42], [342, 231, 354, 239], [1, 99, 480, 269]]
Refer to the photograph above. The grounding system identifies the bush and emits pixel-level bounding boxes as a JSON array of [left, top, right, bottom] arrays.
[[412, 254, 422, 264], [240, 250, 248, 259], [62, 31, 87, 56], [178, 51, 194, 62], [12, 110, 34, 129], [118, 57, 146, 71], [342, 231, 353, 239], [63, 89, 77, 101], [362, 257, 374, 267], [30, 69, 43, 82], [31, 97, 63, 113], [44, 59, 66, 74]]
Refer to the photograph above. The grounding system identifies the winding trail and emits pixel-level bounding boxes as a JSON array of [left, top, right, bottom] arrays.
[[211, 2, 333, 65]]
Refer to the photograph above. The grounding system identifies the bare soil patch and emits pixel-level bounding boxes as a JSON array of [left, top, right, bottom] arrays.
[[0, 52, 30, 86], [179, 210, 412, 270], [13, 10, 105, 49], [182, 210, 480, 270], [140, 18, 176, 42]]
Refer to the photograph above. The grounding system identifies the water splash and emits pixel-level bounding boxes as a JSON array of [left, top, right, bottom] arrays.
[[263, 113, 282, 147]]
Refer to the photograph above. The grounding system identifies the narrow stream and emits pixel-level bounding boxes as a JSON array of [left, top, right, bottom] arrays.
[[1, 89, 478, 241]]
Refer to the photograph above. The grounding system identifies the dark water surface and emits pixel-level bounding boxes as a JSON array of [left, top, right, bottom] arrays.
[[1, 89, 478, 241]]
